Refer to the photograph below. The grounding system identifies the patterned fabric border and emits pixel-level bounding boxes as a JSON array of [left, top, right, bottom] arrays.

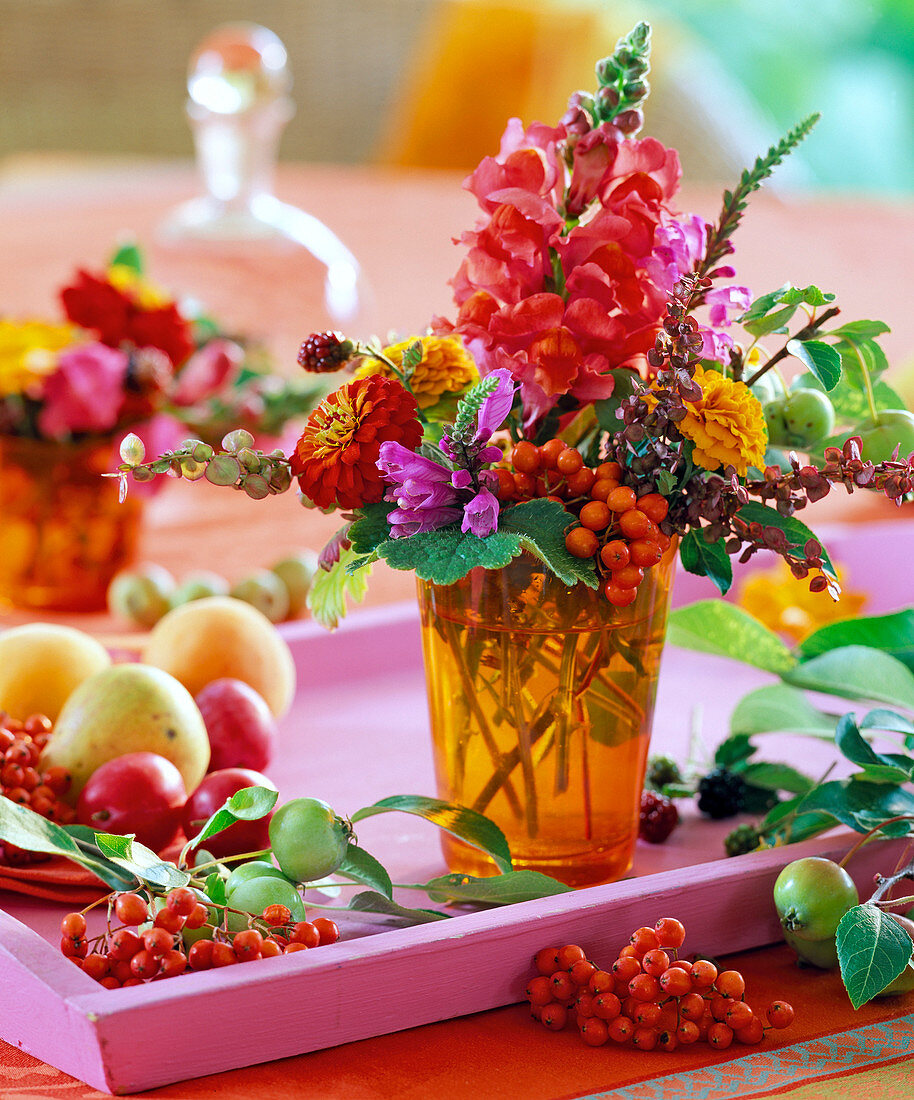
[[575, 1013, 914, 1100]]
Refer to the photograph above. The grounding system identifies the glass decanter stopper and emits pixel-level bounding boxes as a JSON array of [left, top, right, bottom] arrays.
[[157, 23, 373, 362]]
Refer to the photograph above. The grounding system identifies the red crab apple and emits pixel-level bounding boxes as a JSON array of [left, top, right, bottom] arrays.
[[182, 767, 277, 858], [194, 678, 278, 772], [77, 752, 187, 853]]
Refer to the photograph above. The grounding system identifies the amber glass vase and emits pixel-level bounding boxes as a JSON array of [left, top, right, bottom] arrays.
[[417, 547, 676, 887], [0, 435, 142, 612]]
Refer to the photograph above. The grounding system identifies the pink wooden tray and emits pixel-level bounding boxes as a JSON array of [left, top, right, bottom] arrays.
[[0, 584, 908, 1094]]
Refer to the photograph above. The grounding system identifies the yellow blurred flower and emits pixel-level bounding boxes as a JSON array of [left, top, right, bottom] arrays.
[[737, 559, 867, 644], [107, 263, 171, 309], [0, 319, 76, 396], [356, 335, 478, 410], [678, 364, 768, 476]]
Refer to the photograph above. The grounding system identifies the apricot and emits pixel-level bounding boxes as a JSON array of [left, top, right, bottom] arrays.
[[141, 596, 296, 717], [0, 623, 111, 722]]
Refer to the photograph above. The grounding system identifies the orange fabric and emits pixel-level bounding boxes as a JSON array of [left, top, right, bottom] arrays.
[[0, 945, 911, 1097]]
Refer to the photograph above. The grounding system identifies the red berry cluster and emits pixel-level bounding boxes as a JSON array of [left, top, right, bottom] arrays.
[[1, 712, 74, 864], [60, 889, 340, 989], [494, 440, 671, 607], [297, 331, 355, 373], [525, 917, 794, 1051]]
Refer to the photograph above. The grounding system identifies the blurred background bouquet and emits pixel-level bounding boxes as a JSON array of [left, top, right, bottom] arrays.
[[0, 244, 323, 613]]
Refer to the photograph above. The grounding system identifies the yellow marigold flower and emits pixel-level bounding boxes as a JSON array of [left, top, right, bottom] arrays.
[[107, 263, 171, 309], [356, 335, 478, 410], [678, 364, 768, 476], [0, 319, 76, 396], [737, 559, 867, 644]]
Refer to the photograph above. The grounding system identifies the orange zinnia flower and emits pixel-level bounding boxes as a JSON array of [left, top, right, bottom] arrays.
[[291, 375, 422, 509]]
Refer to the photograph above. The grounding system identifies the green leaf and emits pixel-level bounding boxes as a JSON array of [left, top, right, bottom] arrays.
[[94, 834, 189, 890], [187, 786, 279, 849], [860, 709, 914, 736], [110, 241, 144, 273], [786, 340, 841, 391], [336, 843, 393, 899], [378, 526, 521, 586], [739, 285, 792, 323], [347, 891, 450, 925], [827, 320, 891, 341], [783, 646, 914, 710], [351, 795, 513, 874], [797, 779, 914, 834], [666, 600, 797, 674], [348, 504, 394, 556], [306, 547, 372, 630], [837, 904, 914, 1009], [734, 501, 837, 579], [743, 303, 798, 338], [499, 499, 598, 589], [679, 530, 733, 594], [205, 872, 227, 906], [739, 761, 814, 795], [730, 684, 840, 738], [836, 338, 889, 390], [0, 799, 136, 889], [799, 611, 914, 672], [422, 870, 572, 905], [714, 733, 756, 769], [834, 713, 914, 779], [780, 285, 835, 307]]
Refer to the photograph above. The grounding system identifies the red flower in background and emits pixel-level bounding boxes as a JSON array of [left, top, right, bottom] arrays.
[[291, 375, 422, 509], [60, 270, 194, 368]]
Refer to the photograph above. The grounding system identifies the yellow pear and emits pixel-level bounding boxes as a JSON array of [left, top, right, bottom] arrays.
[[41, 664, 210, 800], [0, 623, 111, 723]]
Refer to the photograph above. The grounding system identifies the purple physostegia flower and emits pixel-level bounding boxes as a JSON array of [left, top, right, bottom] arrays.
[[377, 368, 518, 538]]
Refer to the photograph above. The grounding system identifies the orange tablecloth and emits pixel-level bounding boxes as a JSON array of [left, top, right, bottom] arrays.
[[1, 160, 913, 1095]]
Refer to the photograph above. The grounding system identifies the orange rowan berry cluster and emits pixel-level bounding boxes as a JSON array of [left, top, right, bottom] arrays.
[[1, 712, 74, 864], [60, 888, 340, 989], [494, 439, 672, 607], [525, 916, 794, 1051]]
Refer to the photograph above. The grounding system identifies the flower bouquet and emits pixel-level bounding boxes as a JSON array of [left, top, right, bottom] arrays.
[[117, 23, 913, 886], [0, 243, 324, 612]]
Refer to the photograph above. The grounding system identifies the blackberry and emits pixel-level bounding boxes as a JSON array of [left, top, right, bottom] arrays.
[[639, 790, 679, 844], [724, 822, 760, 857], [696, 768, 746, 819], [297, 331, 354, 373], [645, 754, 682, 791]]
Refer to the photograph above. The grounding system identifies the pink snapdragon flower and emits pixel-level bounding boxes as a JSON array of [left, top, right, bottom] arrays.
[[37, 342, 128, 438]]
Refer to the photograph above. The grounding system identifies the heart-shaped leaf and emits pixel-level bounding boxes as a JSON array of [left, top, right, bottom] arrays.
[[786, 339, 841, 391], [837, 904, 914, 1009], [186, 786, 278, 851], [95, 834, 189, 890]]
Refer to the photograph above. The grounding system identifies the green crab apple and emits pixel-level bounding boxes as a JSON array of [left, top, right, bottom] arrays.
[[774, 856, 859, 943], [855, 410, 914, 464], [765, 390, 835, 450], [269, 797, 352, 883]]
